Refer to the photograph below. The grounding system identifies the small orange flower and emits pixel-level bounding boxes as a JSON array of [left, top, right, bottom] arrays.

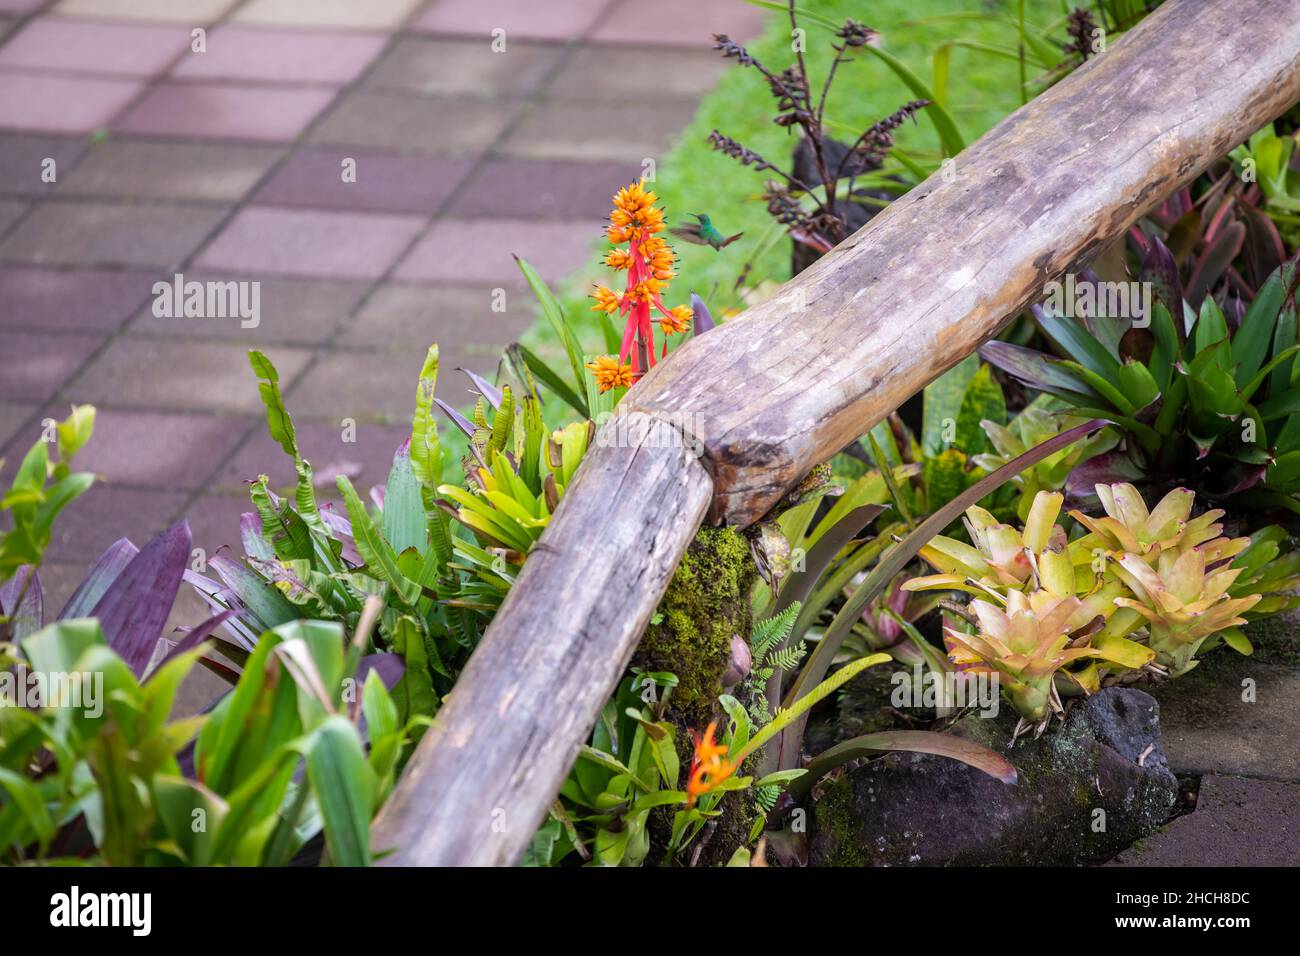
[[627, 278, 663, 304], [584, 355, 634, 393], [604, 249, 633, 271], [641, 236, 676, 280], [685, 721, 737, 808], [660, 304, 691, 336], [590, 285, 621, 314]]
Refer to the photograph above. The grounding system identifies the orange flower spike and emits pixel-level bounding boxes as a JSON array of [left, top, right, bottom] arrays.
[[685, 721, 738, 808], [589, 180, 689, 384]]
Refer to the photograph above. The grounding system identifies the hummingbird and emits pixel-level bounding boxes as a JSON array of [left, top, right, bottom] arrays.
[[670, 213, 743, 251]]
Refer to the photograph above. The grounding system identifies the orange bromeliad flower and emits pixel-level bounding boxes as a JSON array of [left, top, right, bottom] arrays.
[[584, 355, 634, 393], [589, 180, 692, 387], [685, 721, 738, 808]]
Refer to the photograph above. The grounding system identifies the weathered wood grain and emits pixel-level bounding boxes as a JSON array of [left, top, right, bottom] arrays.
[[374, 0, 1300, 865], [372, 414, 712, 865], [625, 0, 1300, 526]]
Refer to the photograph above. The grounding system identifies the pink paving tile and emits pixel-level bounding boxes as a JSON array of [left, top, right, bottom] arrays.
[[0, 266, 156, 331], [43, 485, 189, 564], [412, 0, 608, 40], [63, 409, 249, 489], [0, 72, 143, 134], [589, 0, 768, 45], [53, 0, 238, 23], [114, 81, 335, 142], [0, 18, 191, 77], [196, 207, 425, 279], [0, 133, 86, 197], [0, 199, 24, 233], [172, 26, 385, 85], [253, 148, 474, 214], [394, 217, 602, 284], [233, 0, 423, 31], [0, 0, 44, 11], [0, 329, 104, 402]]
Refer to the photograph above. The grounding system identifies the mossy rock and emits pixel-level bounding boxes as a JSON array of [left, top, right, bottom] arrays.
[[808, 688, 1178, 866]]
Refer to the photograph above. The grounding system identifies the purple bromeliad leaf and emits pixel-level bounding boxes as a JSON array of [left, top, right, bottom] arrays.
[[0, 566, 43, 640], [357, 652, 404, 691], [90, 520, 192, 678], [58, 538, 139, 621]]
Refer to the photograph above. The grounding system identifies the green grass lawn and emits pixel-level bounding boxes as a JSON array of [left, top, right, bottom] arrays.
[[518, 0, 1066, 370]]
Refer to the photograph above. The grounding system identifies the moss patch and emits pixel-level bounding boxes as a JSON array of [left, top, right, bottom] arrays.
[[635, 526, 756, 729]]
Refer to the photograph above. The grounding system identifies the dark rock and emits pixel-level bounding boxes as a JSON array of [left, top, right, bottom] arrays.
[[1108, 774, 1300, 866], [808, 687, 1177, 866]]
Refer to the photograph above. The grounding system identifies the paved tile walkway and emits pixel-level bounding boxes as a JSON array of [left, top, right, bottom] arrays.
[[0, 0, 764, 613]]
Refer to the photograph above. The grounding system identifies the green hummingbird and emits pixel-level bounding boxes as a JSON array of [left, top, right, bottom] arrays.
[[670, 213, 743, 251]]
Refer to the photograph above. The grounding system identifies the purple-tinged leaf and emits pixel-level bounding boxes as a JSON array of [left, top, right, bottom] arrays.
[[157, 610, 234, 670], [433, 398, 476, 439], [1062, 450, 1146, 507], [208, 553, 297, 632], [690, 291, 715, 335], [319, 506, 361, 566], [91, 520, 192, 678], [1186, 221, 1245, 309], [357, 652, 404, 691], [183, 569, 261, 651], [789, 729, 1018, 802], [1240, 201, 1286, 289], [776, 505, 885, 618], [0, 566, 43, 640], [978, 339, 1096, 402], [459, 367, 502, 409], [240, 513, 275, 562], [58, 538, 139, 620]]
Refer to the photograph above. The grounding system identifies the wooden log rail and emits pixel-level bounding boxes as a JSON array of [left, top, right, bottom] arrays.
[[373, 0, 1300, 866]]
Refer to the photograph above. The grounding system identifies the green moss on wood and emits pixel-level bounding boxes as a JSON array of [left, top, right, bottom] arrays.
[[636, 526, 756, 729]]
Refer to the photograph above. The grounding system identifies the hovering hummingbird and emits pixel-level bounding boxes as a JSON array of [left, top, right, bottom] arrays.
[[670, 213, 743, 251]]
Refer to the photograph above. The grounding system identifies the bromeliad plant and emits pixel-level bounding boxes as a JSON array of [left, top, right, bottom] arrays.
[[1, 611, 419, 865], [904, 490, 1156, 721], [981, 254, 1300, 513], [203, 342, 597, 716], [188, 348, 472, 723], [905, 482, 1280, 723]]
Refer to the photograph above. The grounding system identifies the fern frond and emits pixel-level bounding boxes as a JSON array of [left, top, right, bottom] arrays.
[[750, 601, 802, 658], [753, 784, 780, 813], [768, 645, 806, 672]]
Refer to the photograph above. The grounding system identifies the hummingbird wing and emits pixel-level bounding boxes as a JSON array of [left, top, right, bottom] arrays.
[[670, 223, 708, 244]]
